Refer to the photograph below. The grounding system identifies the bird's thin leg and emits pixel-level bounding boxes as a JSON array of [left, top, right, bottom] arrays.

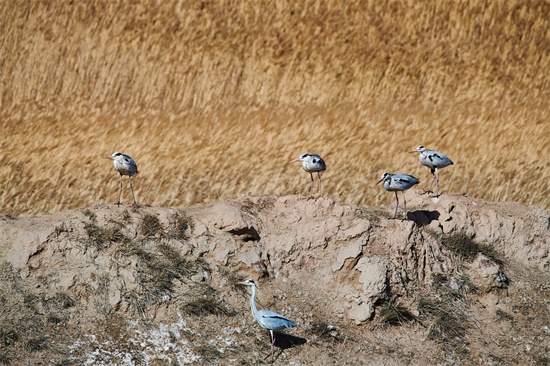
[[308, 172, 315, 199], [318, 172, 322, 198], [263, 330, 276, 363], [394, 191, 399, 219], [402, 191, 408, 220], [426, 172, 436, 194], [128, 176, 137, 205], [435, 168, 440, 197], [118, 174, 123, 207], [271, 331, 276, 363]]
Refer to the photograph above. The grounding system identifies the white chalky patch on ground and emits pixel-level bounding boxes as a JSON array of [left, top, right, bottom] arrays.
[[70, 315, 201, 365]]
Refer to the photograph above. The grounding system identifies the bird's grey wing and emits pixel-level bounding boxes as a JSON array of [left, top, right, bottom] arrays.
[[419, 153, 435, 169], [259, 310, 297, 330], [427, 151, 453, 167], [318, 157, 327, 171], [308, 155, 326, 172], [395, 174, 418, 183], [393, 174, 420, 188], [122, 156, 139, 175]]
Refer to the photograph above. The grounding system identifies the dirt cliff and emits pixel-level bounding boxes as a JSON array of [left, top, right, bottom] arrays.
[[1, 193, 549, 365]]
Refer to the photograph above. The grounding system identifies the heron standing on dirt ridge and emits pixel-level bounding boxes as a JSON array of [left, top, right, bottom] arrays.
[[290, 153, 326, 198], [410, 145, 453, 197], [105, 152, 138, 207], [377, 172, 420, 219]]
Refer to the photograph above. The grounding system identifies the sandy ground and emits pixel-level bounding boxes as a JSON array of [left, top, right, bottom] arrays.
[[0, 192, 549, 365]]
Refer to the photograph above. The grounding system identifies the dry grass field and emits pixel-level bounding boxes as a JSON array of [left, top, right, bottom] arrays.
[[1, 0, 549, 216]]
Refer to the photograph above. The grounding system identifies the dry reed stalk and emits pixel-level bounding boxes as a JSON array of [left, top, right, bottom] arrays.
[[1, 1, 549, 216]]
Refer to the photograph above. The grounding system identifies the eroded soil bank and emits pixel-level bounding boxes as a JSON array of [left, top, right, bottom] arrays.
[[1, 193, 549, 364]]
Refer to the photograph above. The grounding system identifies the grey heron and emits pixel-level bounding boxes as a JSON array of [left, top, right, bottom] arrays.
[[410, 145, 453, 197], [290, 153, 326, 198], [105, 152, 138, 207], [377, 172, 420, 219], [236, 279, 296, 363]]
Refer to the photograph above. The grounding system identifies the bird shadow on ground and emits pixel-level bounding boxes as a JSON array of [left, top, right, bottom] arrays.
[[407, 210, 440, 227], [275, 333, 307, 350], [273, 333, 307, 361]]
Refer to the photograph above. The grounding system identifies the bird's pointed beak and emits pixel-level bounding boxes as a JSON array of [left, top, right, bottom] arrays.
[[235, 281, 245, 285], [105, 155, 114, 160], [290, 158, 301, 163], [376, 178, 384, 185], [409, 149, 419, 153]]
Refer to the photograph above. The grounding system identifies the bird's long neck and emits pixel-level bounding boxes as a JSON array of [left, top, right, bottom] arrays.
[[249, 284, 262, 324]]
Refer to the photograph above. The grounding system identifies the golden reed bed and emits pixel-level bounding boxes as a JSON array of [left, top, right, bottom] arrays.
[[1, 1, 549, 216]]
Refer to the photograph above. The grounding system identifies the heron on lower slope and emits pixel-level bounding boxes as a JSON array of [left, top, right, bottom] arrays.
[[105, 152, 138, 207], [410, 145, 453, 197], [377, 172, 420, 219], [236, 279, 296, 363], [290, 153, 326, 198]]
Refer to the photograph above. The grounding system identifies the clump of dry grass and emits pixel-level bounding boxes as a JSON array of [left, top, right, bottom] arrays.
[[305, 318, 348, 344], [118, 240, 197, 316], [45, 292, 76, 312], [417, 295, 470, 355], [378, 297, 416, 328], [0, 262, 73, 364], [80, 210, 127, 251], [440, 232, 500, 263], [139, 214, 163, 238], [0, 1, 548, 217], [137, 211, 193, 243], [193, 344, 222, 363], [167, 211, 194, 242], [82, 222, 126, 251], [183, 294, 233, 317], [495, 308, 514, 322]]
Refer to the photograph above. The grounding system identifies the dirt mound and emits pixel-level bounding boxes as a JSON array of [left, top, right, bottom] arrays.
[[0, 193, 549, 365]]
